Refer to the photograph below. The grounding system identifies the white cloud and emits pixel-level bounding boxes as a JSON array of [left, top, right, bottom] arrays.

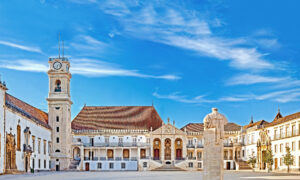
[[153, 88, 300, 104], [227, 74, 287, 85], [70, 35, 107, 51], [0, 59, 180, 80], [0, 40, 42, 53], [88, 0, 275, 71]]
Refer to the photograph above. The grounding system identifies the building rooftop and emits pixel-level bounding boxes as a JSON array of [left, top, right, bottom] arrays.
[[5, 93, 50, 129], [71, 106, 163, 131], [181, 122, 241, 132], [266, 111, 300, 127]]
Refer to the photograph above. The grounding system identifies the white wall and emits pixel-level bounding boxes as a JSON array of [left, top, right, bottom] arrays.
[[5, 109, 51, 171], [83, 160, 137, 171], [0, 88, 5, 173]]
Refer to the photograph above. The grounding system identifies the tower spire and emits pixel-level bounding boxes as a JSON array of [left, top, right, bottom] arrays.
[[62, 40, 64, 58], [58, 33, 61, 58]]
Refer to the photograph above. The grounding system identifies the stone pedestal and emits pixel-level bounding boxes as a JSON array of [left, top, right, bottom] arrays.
[[203, 128, 224, 180]]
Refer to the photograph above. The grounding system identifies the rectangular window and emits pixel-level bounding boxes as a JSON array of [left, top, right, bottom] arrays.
[[56, 116, 59, 122], [44, 140, 47, 155], [97, 163, 102, 169], [38, 138, 41, 154], [32, 159, 35, 169], [49, 160, 51, 169], [32, 136, 36, 152], [109, 163, 114, 169], [286, 142, 289, 150], [274, 145, 277, 153], [242, 150, 245, 157], [121, 163, 126, 169], [44, 160, 46, 169], [38, 159, 41, 168], [198, 162, 202, 168], [280, 144, 283, 152], [292, 125, 296, 136], [56, 137, 59, 143], [56, 127, 59, 132], [292, 142, 296, 151], [188, 162, 193, 168], [280, 158, 283, 166]]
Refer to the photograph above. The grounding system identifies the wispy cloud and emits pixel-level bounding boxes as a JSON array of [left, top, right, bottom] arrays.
[[152, 91, 248, 104], [78, 0, 277, 71], [227, 74, 287, 85], [0, 59, 180, 80], [153, 88, 300, 104], [70, 35, 107, 51], [0, 40, 42, 53]]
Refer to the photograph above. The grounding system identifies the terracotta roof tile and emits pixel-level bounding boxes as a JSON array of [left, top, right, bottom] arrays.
[[181, 122, 241, 132], [266, 111, 300, 127], [243, 120, 268, 129], [5, 93, 50, 129], [71, 106, 163, 131]]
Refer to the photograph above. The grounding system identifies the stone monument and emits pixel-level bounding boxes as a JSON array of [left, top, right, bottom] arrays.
[[203, 108, 228, 180]]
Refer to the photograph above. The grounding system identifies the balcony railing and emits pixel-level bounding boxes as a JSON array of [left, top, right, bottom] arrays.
[[84, 157, 138, 161], [273, 130, 300, 140], [224, 143, 233, 147], [186, 144, 195, 148], [187, 157, 196, 160], [83, 142, 150, 147]]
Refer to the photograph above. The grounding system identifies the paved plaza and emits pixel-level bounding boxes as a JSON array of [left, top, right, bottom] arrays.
[[0, 171, 300, 180]]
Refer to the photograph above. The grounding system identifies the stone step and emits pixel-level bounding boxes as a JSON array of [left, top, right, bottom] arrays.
[[152, 165, 185, 171]]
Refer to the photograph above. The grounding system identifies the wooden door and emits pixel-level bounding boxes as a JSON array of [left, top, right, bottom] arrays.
[[154, 149, 159, 159], [85, 163, 90, 171], [176, 149, 182, 159], [275, 158, 278, 169]]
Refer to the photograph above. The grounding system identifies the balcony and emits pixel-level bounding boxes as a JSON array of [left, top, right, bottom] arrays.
[[83, 142, 150, 147], [273, 130, 300, 140], [187, 156, 196, 160], [186, 144, 195, 148], [224, 143, 233, 147], [196, 144, 204, 148]]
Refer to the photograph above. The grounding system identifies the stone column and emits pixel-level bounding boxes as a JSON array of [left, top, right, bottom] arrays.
[[161, 138, 164, 161]]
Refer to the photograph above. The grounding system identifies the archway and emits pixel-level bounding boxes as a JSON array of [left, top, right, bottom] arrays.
[[153, 138, 161, 160], [164, 138, 171, 160], [73, 147, 81, 160], [175, 138, 183, 160]]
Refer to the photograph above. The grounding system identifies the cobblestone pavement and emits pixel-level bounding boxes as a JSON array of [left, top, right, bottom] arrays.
[[0, 171, 300, 180]]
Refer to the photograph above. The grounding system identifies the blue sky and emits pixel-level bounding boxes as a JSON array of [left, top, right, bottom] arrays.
[[1, 0, 300, 128]]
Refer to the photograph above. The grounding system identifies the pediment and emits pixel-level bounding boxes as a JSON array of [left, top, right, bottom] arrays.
[[152, 124, 185, 135]]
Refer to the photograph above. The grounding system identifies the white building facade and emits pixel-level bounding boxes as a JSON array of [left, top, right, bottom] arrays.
[[1, 56, 300, 173]]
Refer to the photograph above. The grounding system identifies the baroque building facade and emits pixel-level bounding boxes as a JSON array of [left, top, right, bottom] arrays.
[[0, 56, 300, 173]]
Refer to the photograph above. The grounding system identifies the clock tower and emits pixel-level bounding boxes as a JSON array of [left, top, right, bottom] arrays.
[[47, 57, 72, 170]]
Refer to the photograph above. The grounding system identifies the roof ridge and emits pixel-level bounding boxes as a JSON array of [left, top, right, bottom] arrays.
[[6, 93, 48, 115]]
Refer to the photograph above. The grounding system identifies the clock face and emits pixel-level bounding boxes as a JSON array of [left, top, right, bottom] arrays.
[[53, 62, 62, 70]]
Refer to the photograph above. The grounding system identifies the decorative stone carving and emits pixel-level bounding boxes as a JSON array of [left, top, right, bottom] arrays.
[[203, 108, 228, 180]]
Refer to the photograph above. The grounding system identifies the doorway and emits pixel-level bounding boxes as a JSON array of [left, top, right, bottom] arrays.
[[274, 158, 278, 170], [154, 149, 160, 160], [226, 162, 231, 170], [85, 163, 90, 171], [56, 165, 60, 171]]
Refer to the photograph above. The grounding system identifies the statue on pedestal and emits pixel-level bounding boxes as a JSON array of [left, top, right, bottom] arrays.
[[203, 108, 228, 180]]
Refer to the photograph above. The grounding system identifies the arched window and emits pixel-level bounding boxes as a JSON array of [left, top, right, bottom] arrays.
[[54, 80, 61, 92], [55, 149, 60, 152], [17, 125, 21, 151]]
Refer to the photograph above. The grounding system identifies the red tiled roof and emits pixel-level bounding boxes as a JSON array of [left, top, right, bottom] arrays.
[[71, 106, 163, 130], [243, 120, 268, 129], [266, 111, 300, 127], [5, 93, 50, 129], [181, 122, 241, 132]]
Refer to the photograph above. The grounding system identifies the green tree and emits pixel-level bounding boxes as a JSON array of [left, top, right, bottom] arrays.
[[247, 152, 256, 171], [263, 149, 273, 172], [283, 146, 294, 173]]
